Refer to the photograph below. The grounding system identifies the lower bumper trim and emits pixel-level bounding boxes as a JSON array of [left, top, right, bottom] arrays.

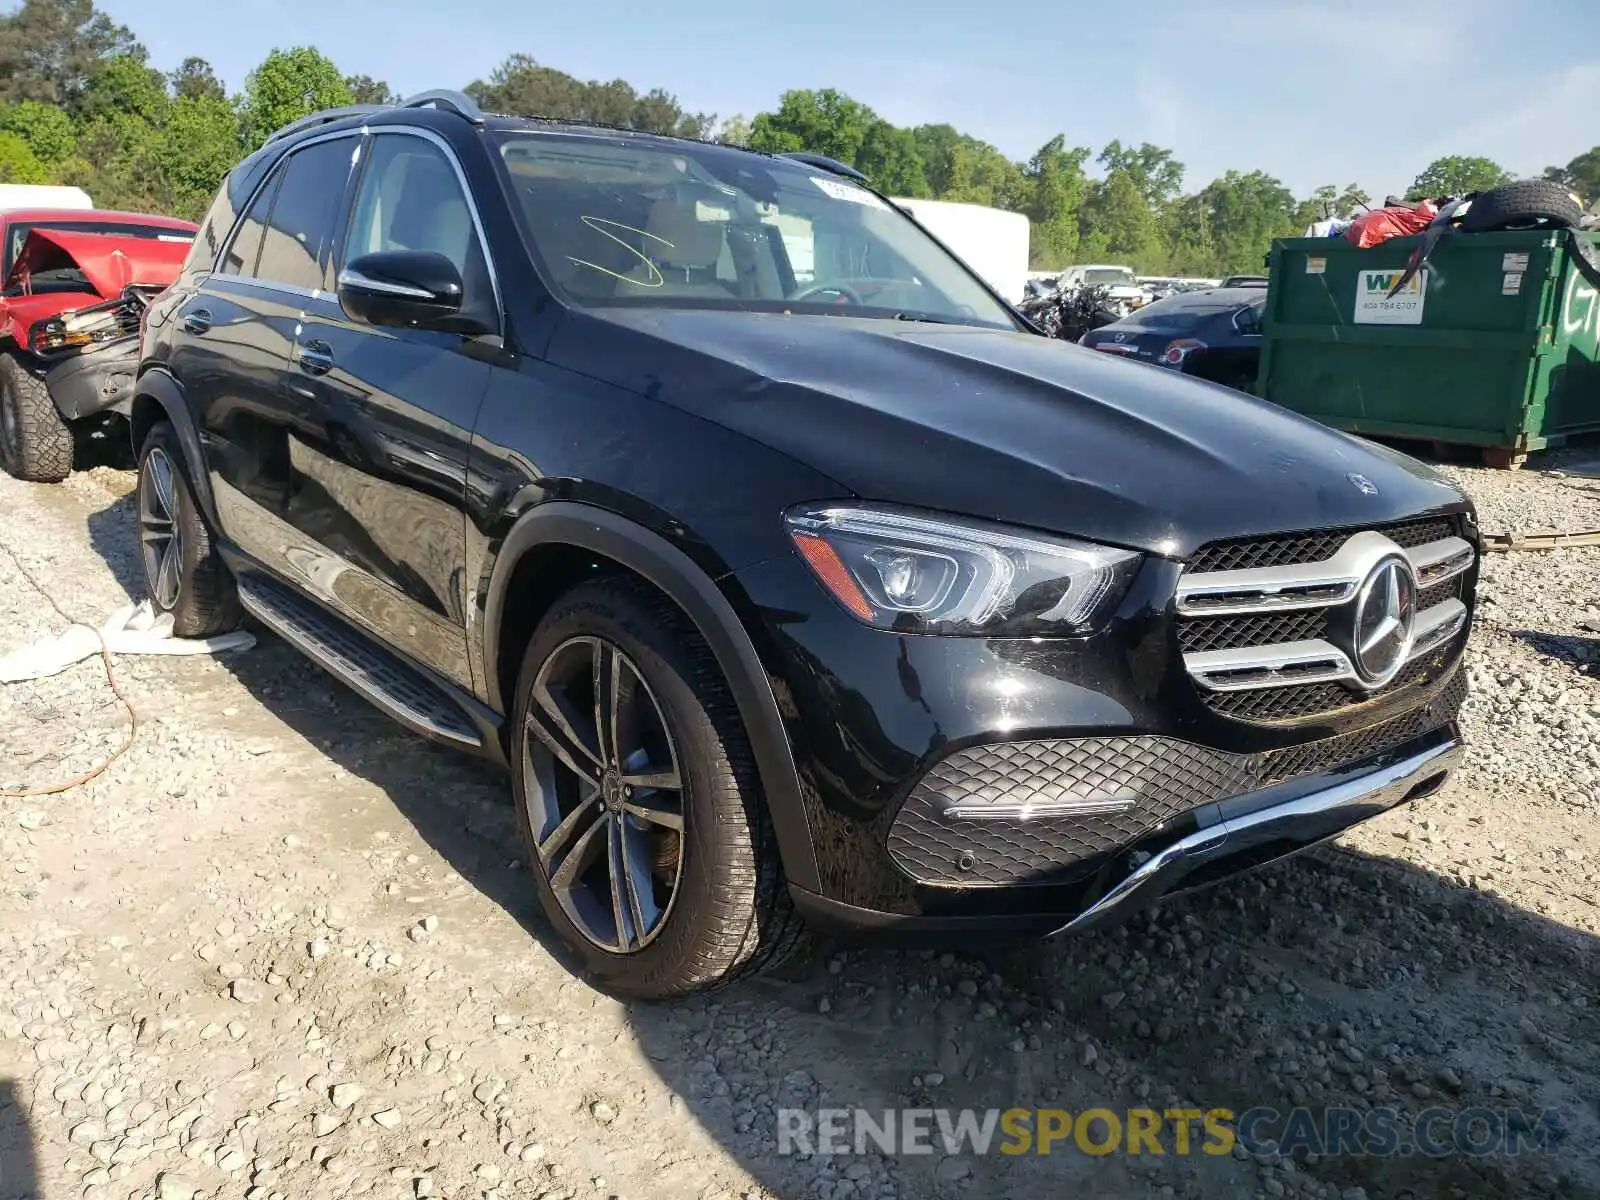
[[1049, 737, 1462, 936]]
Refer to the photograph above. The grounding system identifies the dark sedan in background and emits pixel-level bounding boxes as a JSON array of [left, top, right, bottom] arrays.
[[1079, 286, 1266, 392]]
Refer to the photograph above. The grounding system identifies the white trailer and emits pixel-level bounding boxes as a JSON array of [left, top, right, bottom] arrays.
[[0, 184, 93, 212], [890, 198, 1031, 304]]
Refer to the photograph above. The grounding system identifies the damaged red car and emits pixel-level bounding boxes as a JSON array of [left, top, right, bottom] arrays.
[[0, 208, 197, 481]]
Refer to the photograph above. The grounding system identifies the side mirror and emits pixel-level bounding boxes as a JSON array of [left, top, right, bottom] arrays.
[[337, 250, 468, 330]]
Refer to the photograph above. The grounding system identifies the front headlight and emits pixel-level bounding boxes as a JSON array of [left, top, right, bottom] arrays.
[[784, 504, 1141, 636]]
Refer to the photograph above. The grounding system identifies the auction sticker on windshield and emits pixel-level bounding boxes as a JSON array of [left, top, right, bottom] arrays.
[[810, 176, 889, 209], [1353, 269, 1427, 325]]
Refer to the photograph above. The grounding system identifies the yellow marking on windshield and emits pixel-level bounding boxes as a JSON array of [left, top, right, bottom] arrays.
[[566, 216, 672, 288]]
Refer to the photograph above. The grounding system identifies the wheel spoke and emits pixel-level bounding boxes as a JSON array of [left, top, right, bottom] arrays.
[[605, 818, 637, 950], [535, 788, 602, 864], [548, 807, 609, 892], [156, 536, 182, 606], [148, 451, 177, 522], [620, 766, 682, 792], [528, 685, 602, 783], [608, 816, 661, 949], [621, 794, 684, 832], [592, 640, 621, 769]]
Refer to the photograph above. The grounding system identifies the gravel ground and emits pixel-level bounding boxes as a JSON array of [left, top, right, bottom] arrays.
[[0, 452, 1596, 1200]]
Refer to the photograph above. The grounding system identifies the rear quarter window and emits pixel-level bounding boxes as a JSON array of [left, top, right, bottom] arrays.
[[184, 147, 282, 275]]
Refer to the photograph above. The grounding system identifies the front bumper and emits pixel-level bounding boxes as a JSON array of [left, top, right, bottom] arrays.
[[789, 730, 1462, 935], [731, 531, 1472, 930], [41, 336, 140, 420]]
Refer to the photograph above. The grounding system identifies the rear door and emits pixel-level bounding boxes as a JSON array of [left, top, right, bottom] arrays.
[[171, 135, 361, 560], [277, 128, 497, 690]]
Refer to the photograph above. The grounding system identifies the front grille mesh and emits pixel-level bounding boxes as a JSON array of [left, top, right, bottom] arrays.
[[1178, 607, 1328, 654], [1187, 517, 1456, 574], [886, 670, 1465, 887], [1181, 516, 1468, 724]]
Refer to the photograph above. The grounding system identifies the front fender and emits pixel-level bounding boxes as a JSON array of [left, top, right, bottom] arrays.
[[130, 367, 219, 528], [483, 501, 821, 894]]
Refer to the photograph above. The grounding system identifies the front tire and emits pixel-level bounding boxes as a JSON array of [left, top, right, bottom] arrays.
[[0, 353, 72, 482], [511, 577, 804, 999], [136, 423, 241, 637]]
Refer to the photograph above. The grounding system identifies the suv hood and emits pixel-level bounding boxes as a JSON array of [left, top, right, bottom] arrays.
[[557, 309, 1468, 557]]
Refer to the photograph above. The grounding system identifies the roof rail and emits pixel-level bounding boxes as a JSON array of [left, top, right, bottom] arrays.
[[264, 90, 486, 147], [265, 104, 386, 145], [779, 152, 869, 184], [398, 89, 485, 124]]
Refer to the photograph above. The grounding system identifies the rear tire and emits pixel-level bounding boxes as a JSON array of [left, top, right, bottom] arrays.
[[511, 576, 805, 999], [136, 422, 241, 637], [1461, 180, 1584, 233], [0, 353, 72, 482]]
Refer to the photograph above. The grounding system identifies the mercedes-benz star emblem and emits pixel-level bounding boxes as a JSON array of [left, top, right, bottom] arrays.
[[1351, 557, 1417, 686], [1347, 473, 1379, 496]]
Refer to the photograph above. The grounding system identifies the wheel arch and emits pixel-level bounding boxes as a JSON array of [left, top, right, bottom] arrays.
[[483, 502, 820, 893], [130, 367, 219, 528]]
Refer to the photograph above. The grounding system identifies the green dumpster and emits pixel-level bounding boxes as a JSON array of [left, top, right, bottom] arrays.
[[1257, 228, 1600, 467]]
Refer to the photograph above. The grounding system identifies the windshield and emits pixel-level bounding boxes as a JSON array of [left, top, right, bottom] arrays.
[[4, 221, 192, 276], [492, 132, 1019, 329], [1082, 268, 1138, 286]]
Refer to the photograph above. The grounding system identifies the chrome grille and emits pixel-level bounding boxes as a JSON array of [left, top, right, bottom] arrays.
[[1178, 518, 1473, 724], [1187, 518, 1455, 574]]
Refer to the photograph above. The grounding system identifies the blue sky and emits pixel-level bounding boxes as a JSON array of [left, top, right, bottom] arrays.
[[102, 0, 1600, 199]]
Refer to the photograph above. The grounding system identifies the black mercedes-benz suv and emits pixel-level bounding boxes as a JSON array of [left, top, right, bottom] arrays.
[[133, 91, 1477, 998]]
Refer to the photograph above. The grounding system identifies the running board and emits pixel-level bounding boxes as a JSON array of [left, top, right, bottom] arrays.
[[237, 574, 482, 748]]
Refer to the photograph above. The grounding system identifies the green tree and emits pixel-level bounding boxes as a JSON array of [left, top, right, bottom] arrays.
[[78, 52, 168, 125], [1021, 135, 1090, 269], [0, 0, 142, 107], [238, 47, 352, 147], [1096, 140, 1183, 209], [1409, 155, 1513, 198], [343, 74, 397, 105], [467, 54, 709, 137], [168, 55, 224, 101], [1549, 147, 1600, 204], [1297, 182, 1372, 227], [0, 98, 76, 163], [856, 119, 928, 196], [749, 88, 873, 163], [912, 124, 1024, 208], [0, 131, 47, 183], [156, 95, 241, 218], [1186, 170, 1300, 274], [1080, 168, 1163, 268], [714, 114, 751, 146]]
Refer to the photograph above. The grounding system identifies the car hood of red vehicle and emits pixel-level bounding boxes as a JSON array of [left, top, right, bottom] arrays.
[[3, 228, 189, 299]]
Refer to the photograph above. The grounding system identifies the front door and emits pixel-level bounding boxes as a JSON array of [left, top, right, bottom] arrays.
[[279, 128, 498, 690]]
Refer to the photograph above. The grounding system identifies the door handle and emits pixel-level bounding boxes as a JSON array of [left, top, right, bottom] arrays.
[[297, 339, 334, 376], [181, 308, 212, 335]]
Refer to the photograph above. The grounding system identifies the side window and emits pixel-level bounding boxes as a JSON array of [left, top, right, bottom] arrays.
[[254, 136, 357, 291], [344, 134, 491, 302], [219, 172, 276, 278]]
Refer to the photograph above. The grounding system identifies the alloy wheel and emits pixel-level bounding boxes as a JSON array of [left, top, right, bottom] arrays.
[[522, 635, 686, 953], [139, 446, 184, 609]]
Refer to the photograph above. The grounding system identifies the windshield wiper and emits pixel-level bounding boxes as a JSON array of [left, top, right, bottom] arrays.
[[886, 311, 964, 325]]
